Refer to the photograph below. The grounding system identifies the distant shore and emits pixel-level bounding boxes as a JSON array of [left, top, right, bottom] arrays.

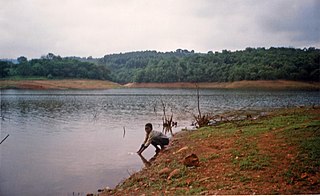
[[0, 79, 319, 90], [125, 80, 320, 90], [0, 79, 121, 90]]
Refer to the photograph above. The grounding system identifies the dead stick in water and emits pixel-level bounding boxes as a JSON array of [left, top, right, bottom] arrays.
[[0, 134, 9, 144], [123, 127, 126, 138]]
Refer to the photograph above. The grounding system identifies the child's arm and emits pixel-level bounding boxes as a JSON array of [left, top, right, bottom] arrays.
[[137, 132, 150, 154]]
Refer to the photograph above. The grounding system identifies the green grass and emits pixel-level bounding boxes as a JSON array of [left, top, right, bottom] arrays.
[[200, 153, 220, 162], [188, 186, 207, 195], [236, 154, 270, 170], [189, 122, 239, 140], [232, 138, 270, 170], [112, 107, 320, 195], [270, 109, 320, 185], [239, 175, 252, 183]]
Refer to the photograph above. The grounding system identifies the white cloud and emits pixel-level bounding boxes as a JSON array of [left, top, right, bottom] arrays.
[[0, 0, 319, 59]]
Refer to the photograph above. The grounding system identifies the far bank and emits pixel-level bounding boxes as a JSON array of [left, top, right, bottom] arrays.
[[125, 80, 320, 90], [0, 79, 121, 90], [0, 79, 319, 90]]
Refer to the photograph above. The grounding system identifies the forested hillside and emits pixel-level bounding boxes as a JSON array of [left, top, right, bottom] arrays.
[[0, 53, 110, 80], [1, 47, 319, 83], [99, 47, 320, 83]]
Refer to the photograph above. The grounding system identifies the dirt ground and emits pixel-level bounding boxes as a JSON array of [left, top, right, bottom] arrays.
[[1, 79, 319, 90], [0, 79, 121, 89], [124, 80, 320, 90], [96, 107, 320, 195]]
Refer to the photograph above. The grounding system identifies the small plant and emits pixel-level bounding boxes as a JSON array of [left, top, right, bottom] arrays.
[[239, 176, 252, 183], [283, 169, 295, 184], [189, 186, 207, 195], [200, 153, 220, 162]]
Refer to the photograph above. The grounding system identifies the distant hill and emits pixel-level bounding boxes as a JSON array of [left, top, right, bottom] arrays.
[[1, 47, 319, 83], [95, 47, 320, 83], [0, 54, 110, 80]]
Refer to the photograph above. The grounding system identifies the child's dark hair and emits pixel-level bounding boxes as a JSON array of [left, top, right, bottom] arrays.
[[145, 123, 153, 130]]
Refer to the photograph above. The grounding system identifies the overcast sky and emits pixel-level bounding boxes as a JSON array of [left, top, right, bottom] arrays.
[[1, 0, 319, 59]]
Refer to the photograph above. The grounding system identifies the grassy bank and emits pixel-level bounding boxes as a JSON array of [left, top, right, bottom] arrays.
[[125, 80, 320, 90], [98, 107, 320, 195], [0, 79, 121, 89]]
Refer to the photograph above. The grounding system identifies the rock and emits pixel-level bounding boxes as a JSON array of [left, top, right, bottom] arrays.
[[159, 167, 171, 176], [168, 169, 180, 180], [183, 153, 200, 167]]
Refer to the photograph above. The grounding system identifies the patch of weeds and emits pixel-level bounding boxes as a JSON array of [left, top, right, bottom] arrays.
[[121, 176, 143, 189], [270, 190, 280, 195], [224, 172, 237, 178], [190, 123, 239, 139], [188, 186, 207, 195], [171, 179, 188, 187], [242, 125, 271, 137], [150, 180, 165, 190], [233, 149, 270, 171], [233, 135, 270, 171], [257, 113, 311, 136], [306, 120, 320, 127], [231, 149, 241, 157], [215, 122, 237, 130], [175, 189, 187, 195], [200, 153, 220, 162], [189, 127, 212, 139], [167, 160, 181, 168], [283, 169, 295, 184], [237, 157, 252, 170], [239, 175, 252, 183], [224, 172, 242, 182], [208, 153, 220, 160], [302, 137, 320, 165], [279, 112, 320, 185], [215, 183, 227, 190]]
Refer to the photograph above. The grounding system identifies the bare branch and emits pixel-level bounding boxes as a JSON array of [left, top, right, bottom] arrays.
[[0, 134, 9, 145]]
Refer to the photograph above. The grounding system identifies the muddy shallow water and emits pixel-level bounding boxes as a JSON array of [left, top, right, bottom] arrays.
[[0, 88, 319, 196]]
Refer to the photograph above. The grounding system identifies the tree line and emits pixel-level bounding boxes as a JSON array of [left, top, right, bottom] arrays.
[[99, 47, 319, 83], [1, 47, 319, 83], [0, 53, 110, 80]]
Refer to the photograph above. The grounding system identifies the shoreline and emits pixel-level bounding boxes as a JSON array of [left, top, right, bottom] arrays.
[[0, 79, 319, 90], [124, 80, 320, 90], [97, 106, 320, 195], [0, 79, 121, 90]]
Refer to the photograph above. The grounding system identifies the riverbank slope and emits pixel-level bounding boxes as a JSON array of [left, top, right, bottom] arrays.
[[0, 79, 121, 89], [1, 79, 319, 90], [98, 107, 320, 195], [125, 80, 320, 90]]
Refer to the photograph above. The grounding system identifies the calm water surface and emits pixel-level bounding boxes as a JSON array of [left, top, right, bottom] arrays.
[[0, 88, 319, 195]]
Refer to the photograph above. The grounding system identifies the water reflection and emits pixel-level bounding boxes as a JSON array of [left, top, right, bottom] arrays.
[[138, 153, 158, 168], [0, 88, 319, 196]]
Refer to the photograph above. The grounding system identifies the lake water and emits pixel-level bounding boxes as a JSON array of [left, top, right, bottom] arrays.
[[0, 88, 319, 195]]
